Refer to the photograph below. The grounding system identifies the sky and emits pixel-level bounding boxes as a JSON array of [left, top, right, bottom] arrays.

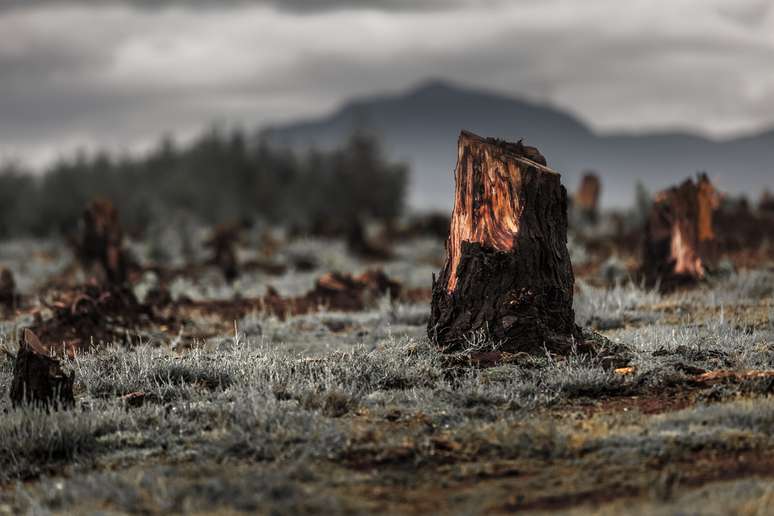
[[1, 0, 773, 168]]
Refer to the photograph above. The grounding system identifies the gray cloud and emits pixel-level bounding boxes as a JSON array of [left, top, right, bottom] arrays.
[[0, 0, 773, 167], [0, 0, 482, 14]]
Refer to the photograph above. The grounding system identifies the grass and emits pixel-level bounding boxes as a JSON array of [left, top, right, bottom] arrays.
[[0, 311, 767, 485], [1, 238, 774, 513]]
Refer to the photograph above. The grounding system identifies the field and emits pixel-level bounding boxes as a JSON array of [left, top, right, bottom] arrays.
[[1, 227, 774, 515]]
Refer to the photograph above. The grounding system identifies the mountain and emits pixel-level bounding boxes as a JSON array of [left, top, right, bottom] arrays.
[[265, 80, 774, 211]]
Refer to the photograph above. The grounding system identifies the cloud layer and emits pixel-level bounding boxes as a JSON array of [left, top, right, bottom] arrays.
[[1, 0, 773, 166]]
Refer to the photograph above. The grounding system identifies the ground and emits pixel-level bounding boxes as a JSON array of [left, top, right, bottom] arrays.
[[1, 230, 773, 515]]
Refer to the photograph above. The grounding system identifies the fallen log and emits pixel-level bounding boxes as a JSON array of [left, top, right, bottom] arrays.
[[10, 329, 75, 409], [641, 174, 720, 289], [310, 269, 401, 310], [428, 131, 582, 354]]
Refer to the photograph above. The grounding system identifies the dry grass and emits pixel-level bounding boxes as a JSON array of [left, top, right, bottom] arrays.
[[1, 237, 774, 514]]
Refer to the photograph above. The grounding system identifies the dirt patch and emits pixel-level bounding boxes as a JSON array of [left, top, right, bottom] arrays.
[[29, 284, 172, 354], [569, 389, 696, 416]]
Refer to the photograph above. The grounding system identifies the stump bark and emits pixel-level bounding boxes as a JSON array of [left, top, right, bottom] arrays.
[[10, 329, 75, 409], [428, 131, 581, 354], [642, 174, 720, 289]]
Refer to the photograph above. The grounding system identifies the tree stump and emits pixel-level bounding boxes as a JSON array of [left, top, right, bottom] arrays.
[[641, 174, 720, 289], [759, 190, 774, 214], [10, 329, 75, 409], [428, 131, 581, 354], [78, 198, 129, 285], [574, 172, 602, 224], [0, 267, 18, 311], [204, 222, 245, 282]]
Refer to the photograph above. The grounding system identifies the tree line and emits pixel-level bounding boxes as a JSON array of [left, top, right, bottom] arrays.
[[0, 128, 408, 238]]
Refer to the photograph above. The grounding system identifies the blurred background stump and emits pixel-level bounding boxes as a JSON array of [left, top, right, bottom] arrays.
[[641, 174, 720, 290], [428, 131, 581, 354], [0, 267, 18, 311], [76, 198, 130, 286], [759, 190, 774, 214], [204, 221, 246, 282], [574, 171, 602, 225]]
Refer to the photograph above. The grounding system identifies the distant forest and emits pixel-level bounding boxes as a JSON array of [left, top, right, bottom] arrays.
[[0, 129, 408, 238]]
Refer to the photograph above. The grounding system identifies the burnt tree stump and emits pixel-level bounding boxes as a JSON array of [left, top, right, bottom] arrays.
[[0, 267, 19, 311], [10, 329, 75, 409], [642, 174, 720, 289], [346, 220, 393, 261], [574, 172, 602, 224], [428, 131, 581, 354], [204, 221, 246, 282], [759, 190, 774, 214], [78, 198, 129, 285]]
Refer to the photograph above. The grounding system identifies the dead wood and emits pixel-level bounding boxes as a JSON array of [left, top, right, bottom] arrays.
[[31, 284, 161, 354], [10, 329, 75, 409], [0, 267, 19, 311], [76, 198, 130, 285], [574, 172, 602, 224], [204, 221, 245, 282], [691, 370, 774, 382], [428, 131, 582, 354], [641, 174, 720, 290]]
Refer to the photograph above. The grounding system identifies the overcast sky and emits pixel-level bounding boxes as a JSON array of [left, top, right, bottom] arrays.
[[1, 0, 773, 167]]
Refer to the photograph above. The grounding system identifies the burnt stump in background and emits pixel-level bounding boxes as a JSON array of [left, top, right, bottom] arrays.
[[641, 174, 720, 290], [77, 198, 130, 286], [0, 267, 19, 311], [574, 171, 602, 225]]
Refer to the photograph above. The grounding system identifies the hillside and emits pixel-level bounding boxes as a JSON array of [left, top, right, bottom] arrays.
[[266, 80, 774, 210]]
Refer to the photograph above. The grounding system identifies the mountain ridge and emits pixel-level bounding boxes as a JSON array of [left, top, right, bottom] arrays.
[[265, 80, 773, 210]]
